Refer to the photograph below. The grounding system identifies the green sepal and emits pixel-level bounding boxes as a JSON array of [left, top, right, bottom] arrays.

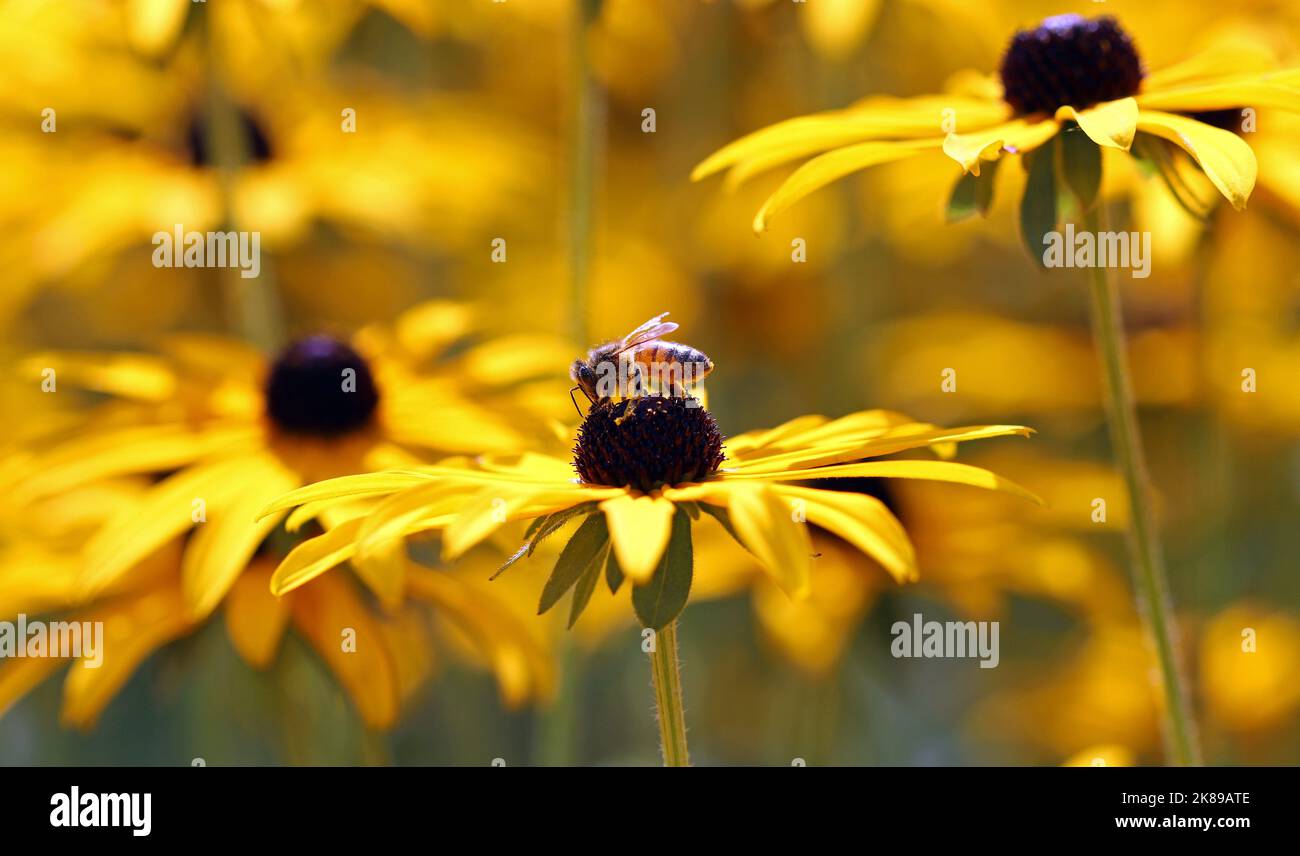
[[538, 512, 609, 615], [1019, 138, 1060, 266], [631, 507, 693, 631], [494, 502, 597, 580], [567, 543, 608, 629], [605, 546, 625, 595], [1058, 123, 1102, 214], [946, 159, 999, 222]]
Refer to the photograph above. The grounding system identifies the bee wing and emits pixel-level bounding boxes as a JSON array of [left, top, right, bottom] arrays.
[[611, 313, 678, 355]]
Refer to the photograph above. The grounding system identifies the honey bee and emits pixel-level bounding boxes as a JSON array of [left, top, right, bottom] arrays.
[[569, 313, 714, 415]]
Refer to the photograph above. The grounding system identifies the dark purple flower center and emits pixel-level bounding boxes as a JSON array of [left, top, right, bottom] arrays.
[[573, 396, 724, 492], [999, 15, 1143, 115], [265, 336, 379, 437]]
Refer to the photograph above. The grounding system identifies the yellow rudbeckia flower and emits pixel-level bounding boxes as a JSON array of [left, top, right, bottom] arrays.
[[693, 14, 1300, 231], [257, 312, 1036, 764], [0, 301, 568, 728], [259, 407, 1037, 614]]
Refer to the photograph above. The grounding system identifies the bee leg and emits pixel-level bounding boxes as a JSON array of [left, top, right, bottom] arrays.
[[613, 397, 639, 426]]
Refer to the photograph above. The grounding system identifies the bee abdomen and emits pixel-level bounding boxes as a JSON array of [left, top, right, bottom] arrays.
[[636, 342, 713, 377]]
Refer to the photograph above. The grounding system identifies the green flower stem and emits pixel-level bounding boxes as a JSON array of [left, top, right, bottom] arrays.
[[201, 7, 284, 351], [568, 0, 605, 347], [534, 643, 579, 766], [649, 620, 690, 767], [1083, 206, 1201, 766]]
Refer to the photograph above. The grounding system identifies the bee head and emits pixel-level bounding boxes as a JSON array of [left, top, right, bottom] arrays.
[[570, 359, 598, 400]]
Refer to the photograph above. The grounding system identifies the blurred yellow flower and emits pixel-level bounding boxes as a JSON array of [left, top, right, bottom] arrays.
[[975, 622, 1162, 759], [0, 6, 545, 325], [0, 302, 568, 727], [1062, 744, 1135, 767], [1199, 602, 1300, 733]]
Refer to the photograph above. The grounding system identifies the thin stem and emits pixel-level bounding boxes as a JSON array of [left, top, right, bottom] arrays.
[[1082, 206, 1201, 766], [201, 8, 284, 351], [568, 0, 604, 347], [533, 642, 579, 766], [649, 621, 690, 767]]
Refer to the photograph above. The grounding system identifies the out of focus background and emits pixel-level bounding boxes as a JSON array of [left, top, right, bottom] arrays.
[[2, 0, 1298, 765]]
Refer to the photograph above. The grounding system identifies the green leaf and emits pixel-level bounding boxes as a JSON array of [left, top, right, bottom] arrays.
[[631, 507, 693, 631], [1132, 135, 1213, 221], [1019, 139, 1059, 267], [1058, 124, 1101, 213], [568, 543, 607, 629], [537, 513, 609, 615], [522, 515, 547, 542], [605, 545, 625, 594], [494, 502, 597, 579], [945, 159, 999, 223], [946, 172, 979, 222]]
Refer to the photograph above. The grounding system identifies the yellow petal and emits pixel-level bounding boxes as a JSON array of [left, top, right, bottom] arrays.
[[17, 424, 256, 502], [799, 0, 881, 61], [182, 455, 297, 620], [750, 536, 877, 677], [20, 351, 176, 400], [382, 384, 528, 454], [1056, 98, 1138, 151], [1137, 110, 1257, 210], [720, 482, 812, 598], [692, 95, 1008, 182], [0, 545, 82, 618], [356, 481, 474, 557], [1137, 75, 1300, 113], [224, 560, 290, 669], [123, 0, 190, 56], [62, 586, 193, 729], [754, 140, 936, 231], [288, 574, 400, 730], [376, 605, 436, 705], [727, 424, 1034, 474], [442, 486, 592, 560], [722, 414, 831, 457], [600, 494, 676, 584], [407, 566, 553, 708], [772, 485, 918, 583], [742, 459, 1043, 505], [393, 299, 475, 359], [285, 496, 357, 532], [270, 518, 365, 596], [943, 117, 1060, 175], [457, 334, 575, 387], [256, 470, 435, 520], [1143, 42, 1278, 89], [81, 457, 249, 597], [352, 536, 408, 611]]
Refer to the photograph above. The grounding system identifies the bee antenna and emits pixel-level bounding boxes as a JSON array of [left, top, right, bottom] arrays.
[[569, 386, 585, 419]]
